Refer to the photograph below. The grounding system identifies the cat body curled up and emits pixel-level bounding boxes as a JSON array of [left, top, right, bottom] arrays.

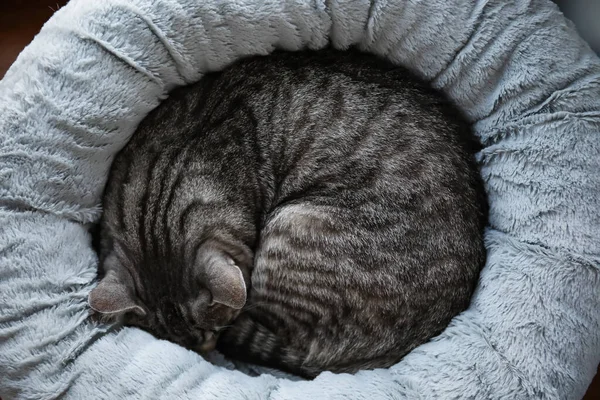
[[89, 49, 488, 378]]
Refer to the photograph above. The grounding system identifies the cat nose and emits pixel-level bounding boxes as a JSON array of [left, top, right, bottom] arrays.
[[196, 331, 217, 353]]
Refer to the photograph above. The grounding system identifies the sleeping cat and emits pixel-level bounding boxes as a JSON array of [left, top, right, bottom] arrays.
[[89, 49, 488, 378]]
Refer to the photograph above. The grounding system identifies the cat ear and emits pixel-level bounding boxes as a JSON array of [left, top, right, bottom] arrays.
[[88, 270, 146, 317], [201, 245, 247, 310]]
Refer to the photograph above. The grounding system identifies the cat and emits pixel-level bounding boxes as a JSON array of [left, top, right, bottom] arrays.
[[89, 48, 488, 378]]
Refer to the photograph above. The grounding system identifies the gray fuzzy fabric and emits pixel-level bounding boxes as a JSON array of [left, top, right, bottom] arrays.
[[0, 0, 599, 399]]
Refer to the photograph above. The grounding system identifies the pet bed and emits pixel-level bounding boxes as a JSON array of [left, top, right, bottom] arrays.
[[1, 0, 599, 399]]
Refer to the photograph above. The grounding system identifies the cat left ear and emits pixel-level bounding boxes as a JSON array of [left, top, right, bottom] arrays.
[[88, 271, 146, 317]]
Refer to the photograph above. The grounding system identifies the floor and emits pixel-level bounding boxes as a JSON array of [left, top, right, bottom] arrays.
[[0, 1, 598, 399]]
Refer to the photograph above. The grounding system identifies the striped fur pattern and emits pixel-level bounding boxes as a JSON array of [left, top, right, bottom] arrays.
[[89, 49, 488, 378]]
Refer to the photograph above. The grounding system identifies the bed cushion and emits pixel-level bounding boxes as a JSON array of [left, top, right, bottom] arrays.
[[1, 0, 599, 399]]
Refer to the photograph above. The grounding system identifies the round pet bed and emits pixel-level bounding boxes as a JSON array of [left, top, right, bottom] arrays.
[[1, 0, 599, 399]]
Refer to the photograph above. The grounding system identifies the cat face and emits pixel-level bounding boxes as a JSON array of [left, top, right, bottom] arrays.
[[88, 240, 249, 353], [125, 289, 242, 353]]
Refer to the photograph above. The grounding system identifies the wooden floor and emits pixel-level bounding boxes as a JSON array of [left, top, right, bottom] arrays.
[[0, 1, 598, 399]]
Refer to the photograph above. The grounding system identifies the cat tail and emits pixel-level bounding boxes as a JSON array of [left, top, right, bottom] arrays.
[[216, 313, 319, 378]]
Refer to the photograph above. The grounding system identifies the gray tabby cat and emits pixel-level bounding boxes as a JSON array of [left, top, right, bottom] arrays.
[[89, 49, 487, 378]]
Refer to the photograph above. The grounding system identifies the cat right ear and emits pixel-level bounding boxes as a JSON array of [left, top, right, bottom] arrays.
[[198, 242, 248, 310], [88, 270, 146, 317]]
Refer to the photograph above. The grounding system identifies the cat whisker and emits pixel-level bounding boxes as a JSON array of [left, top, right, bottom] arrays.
[[240, 302, 268, 312], [215, 325, 233, 331]]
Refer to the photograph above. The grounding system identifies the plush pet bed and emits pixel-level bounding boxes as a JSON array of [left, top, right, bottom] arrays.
[[1, 0, 599, 399]]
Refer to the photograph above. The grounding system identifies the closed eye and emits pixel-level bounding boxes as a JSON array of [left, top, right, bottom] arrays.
[[178, 303, 195, 326]]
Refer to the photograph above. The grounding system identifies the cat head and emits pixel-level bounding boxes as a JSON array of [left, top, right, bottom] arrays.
[[88, 239, 250, 353]]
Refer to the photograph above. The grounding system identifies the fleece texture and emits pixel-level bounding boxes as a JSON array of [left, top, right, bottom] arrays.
[[0, 0, 599, 399]]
